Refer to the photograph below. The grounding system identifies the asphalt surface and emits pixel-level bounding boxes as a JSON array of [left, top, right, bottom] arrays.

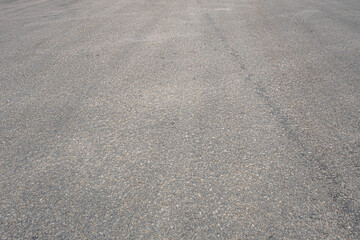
[[1, 0, 359, 239]]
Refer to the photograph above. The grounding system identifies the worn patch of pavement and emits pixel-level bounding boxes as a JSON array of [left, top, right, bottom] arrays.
[[1, 0, 359, 239]]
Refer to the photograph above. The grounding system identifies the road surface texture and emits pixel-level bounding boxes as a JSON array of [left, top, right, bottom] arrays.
[[1, 0, 359, 239]]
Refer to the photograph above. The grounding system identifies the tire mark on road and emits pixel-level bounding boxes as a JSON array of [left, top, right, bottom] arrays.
[[1, 3, 165, 176]]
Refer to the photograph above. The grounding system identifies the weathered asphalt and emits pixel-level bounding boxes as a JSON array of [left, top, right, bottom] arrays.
[[1, 0, 359, 239]]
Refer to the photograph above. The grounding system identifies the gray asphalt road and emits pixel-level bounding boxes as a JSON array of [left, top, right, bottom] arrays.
[[1, 0, 359, 239]]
